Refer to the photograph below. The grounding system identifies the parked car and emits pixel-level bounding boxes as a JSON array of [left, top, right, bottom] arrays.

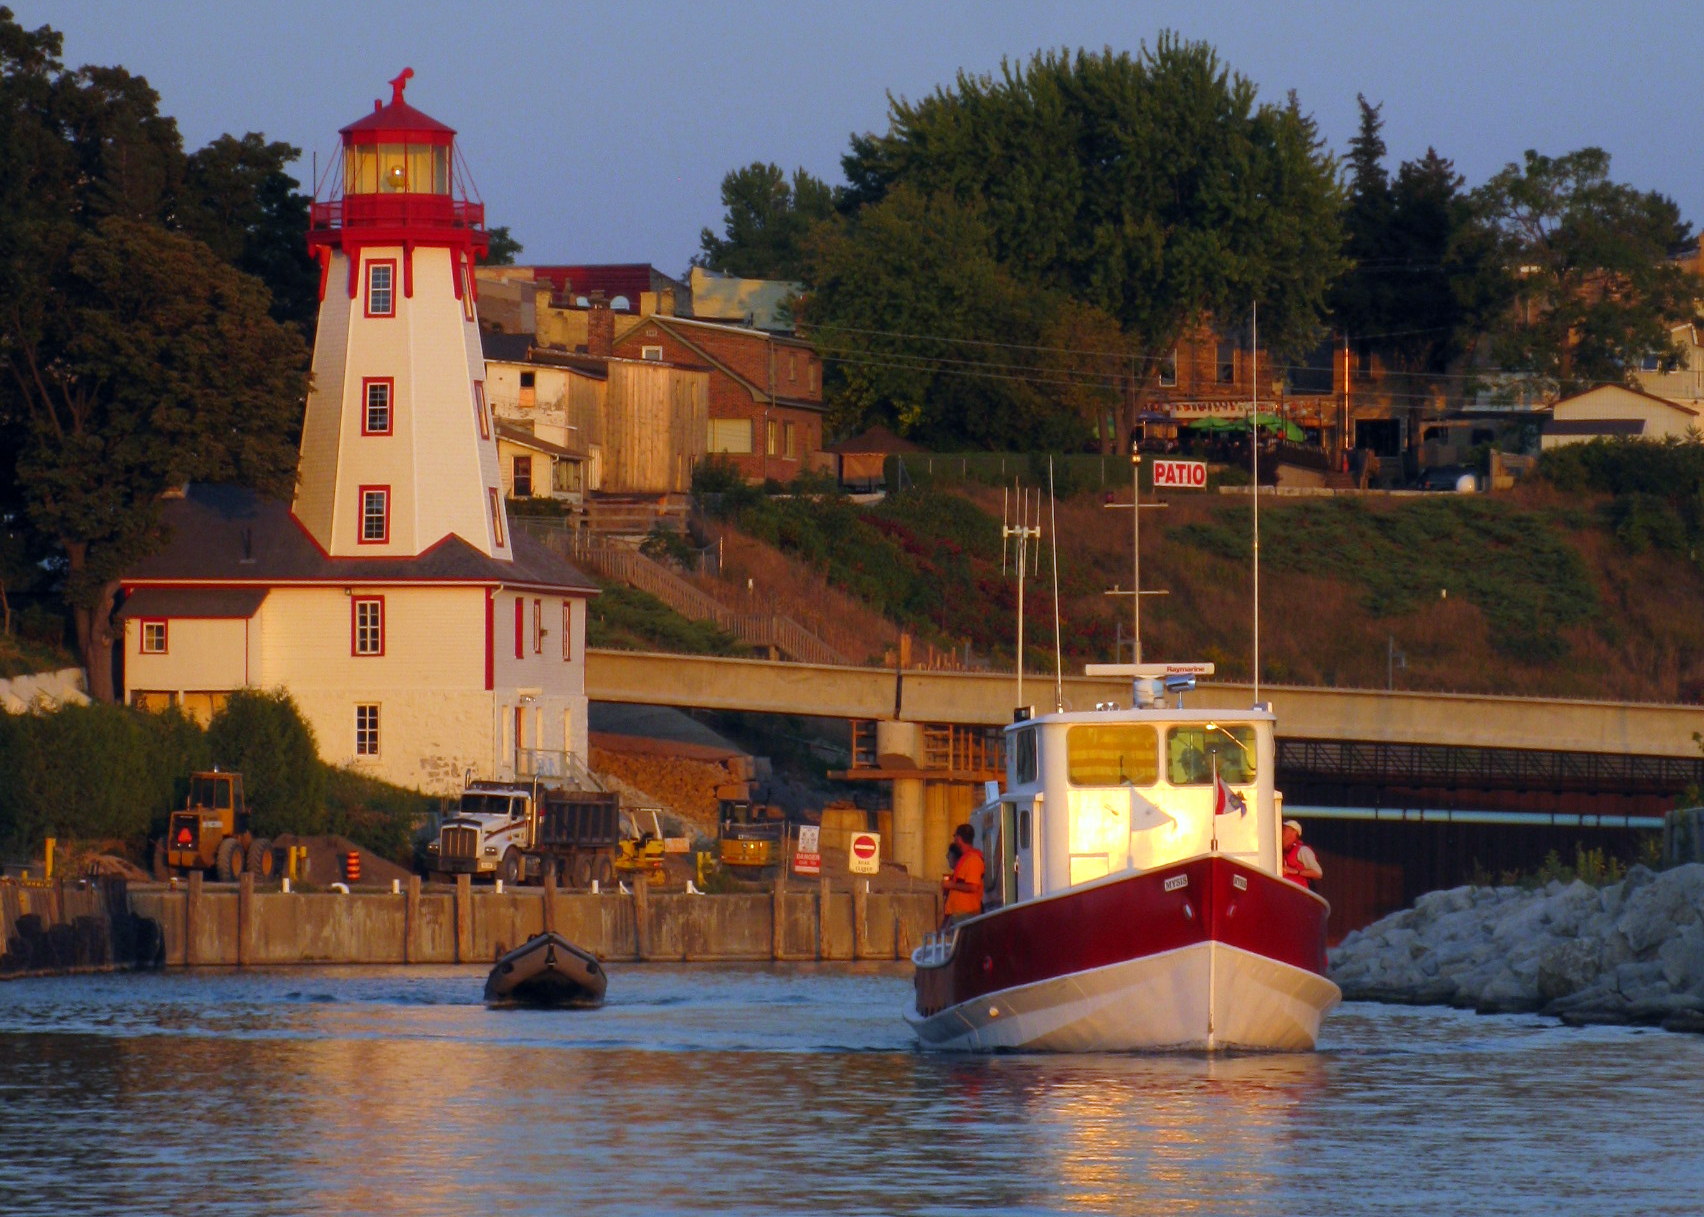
[[1414, 465, 1478, 493]]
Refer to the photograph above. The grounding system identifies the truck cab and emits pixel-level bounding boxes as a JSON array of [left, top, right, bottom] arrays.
[[430, 780, 538, 881]]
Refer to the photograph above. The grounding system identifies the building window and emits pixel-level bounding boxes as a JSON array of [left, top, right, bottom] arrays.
[[642, 345, 664, 361], [809, 362, 819, 393], [514, 596, 524, 659], [520, 371, 536, 390], [352, 596, 384, 656], [783, 421, 797, 459], [512, 455, 533, 497], [141, 620, 168, 654], [708, 418, 753, 454], [365, 261, 396, 318], [1217, 341, 1236, 384], [533, 598, 543, 654], [461, 263, 476, 322], [766, 419, 778, 457], [1159, 350, 1178, 387], [355, 704, 380, 756], [472, 380, 490, 439], [489, 488, 505, 547], [359, 485, 389, 544], [788, 352, 798, 383], [562, 600, 573, 661], [362, 377, 393, 435]]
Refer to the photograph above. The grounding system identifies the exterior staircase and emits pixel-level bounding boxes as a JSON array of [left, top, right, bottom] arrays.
[[516, 520, 850, 666]]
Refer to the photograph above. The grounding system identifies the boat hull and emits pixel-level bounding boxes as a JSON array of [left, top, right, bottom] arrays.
[[908, 855, 1339, 1052], [484, 931, 607, 1009]]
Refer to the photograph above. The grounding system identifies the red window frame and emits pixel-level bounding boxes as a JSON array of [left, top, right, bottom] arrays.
[[351, 596, 385, 656], [472, 380, 490, 439], [355, 703, 380, 756], [364, 260, 397, 318], [358, 484, 390, 544], [461, 263, 476, 322], [532, 598, 543, 654], [514, 596, 524, 659], [361, 377, 394, 436], [489, 487, 505, 547], [561, 600, 573, 661], [140, 619, 168, 654]]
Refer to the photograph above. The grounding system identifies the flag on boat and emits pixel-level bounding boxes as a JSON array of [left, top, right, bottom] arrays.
[[1214, 774, 1247, 817]]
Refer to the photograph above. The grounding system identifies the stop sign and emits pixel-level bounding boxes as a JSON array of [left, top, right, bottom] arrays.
[[849, 831, 880, 875]]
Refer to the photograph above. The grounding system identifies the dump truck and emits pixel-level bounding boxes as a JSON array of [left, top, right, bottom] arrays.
[[153, 770, 277, 881], [426, 777, 622, 888]]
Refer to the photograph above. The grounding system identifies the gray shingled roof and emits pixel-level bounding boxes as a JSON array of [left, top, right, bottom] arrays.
[[123, 484, 596, 593]]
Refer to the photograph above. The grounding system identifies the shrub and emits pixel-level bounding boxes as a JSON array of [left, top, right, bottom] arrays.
[[207, 689, 327, 837], [324, 765, 434, 865]]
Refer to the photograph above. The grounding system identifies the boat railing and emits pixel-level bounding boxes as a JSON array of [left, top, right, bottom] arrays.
[[914, 926, 958, 967]]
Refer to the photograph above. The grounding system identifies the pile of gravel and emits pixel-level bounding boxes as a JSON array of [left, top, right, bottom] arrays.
[[1329, 863, 1704, 1033]]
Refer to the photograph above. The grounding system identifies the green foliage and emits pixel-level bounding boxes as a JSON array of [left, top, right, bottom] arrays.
[[1177, 495, 1599, 660], [692, 457, 764, 516], [696, 162, 837, 280], [323, 766, 433, 866], [206, 689, 327, 837], [639, 526, 701, 568], [586, 583, 748, 655], [0, 702, 206, 853], [1539, 438, 1704, 563], [484, 225, 523, 266], [1472, 148, 1702, 400]]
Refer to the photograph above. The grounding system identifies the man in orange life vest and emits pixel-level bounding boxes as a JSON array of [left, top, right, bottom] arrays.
[[1282, 819, 1323, 889], [941, 823, 985, 925]]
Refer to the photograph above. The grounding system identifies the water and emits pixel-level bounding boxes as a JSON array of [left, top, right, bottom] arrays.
[[1, 964, 1701, 1216]]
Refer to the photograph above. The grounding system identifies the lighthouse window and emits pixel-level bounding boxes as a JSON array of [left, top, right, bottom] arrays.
[[365, 261, 395, 317], [1166, 724, 1256, 786], [472, 380, 490, 439], [362, 378, 393, 435], [359, 486, 389, 543], [1066, 724, 1158, 787], [489, 487, 505, 547]]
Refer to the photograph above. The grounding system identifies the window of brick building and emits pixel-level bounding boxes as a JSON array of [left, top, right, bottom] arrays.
[[708, 419, 753, 453]]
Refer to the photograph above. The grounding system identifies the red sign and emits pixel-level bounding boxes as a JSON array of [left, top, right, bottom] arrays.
[[792, 851, 821, 876], [848, 831, 881, 875], [1152, 458, 1207, 489]]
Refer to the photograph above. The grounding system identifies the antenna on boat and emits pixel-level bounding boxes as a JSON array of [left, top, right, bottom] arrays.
[[1002, 481, 1042, 709], [1251, 301, 1262, 707], [1048, 458, 1064, 713]]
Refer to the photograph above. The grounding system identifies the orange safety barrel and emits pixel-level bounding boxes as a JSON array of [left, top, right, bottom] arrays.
[[344, 851, 362, 883]]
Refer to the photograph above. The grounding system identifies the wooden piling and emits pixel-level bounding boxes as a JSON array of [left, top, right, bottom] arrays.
[[634, 874, 650, 960], [454, 874, 472, 963], [236, 872, 254, 966], [817, 874, 831, 960], [852, 880, 871, 959], [404, 875, 421, 964], [186, 871, 203, 966], [542, 868, 557, 934]]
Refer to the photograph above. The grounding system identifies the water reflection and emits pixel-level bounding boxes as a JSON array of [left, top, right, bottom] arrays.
[[2, 970, 1703, 1216]]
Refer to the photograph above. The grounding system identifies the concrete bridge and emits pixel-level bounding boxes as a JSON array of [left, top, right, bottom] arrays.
[[586, 649, 1704, 758]]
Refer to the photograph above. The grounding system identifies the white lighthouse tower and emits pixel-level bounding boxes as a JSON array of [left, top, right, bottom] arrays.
[[295, 68, 509, 560]]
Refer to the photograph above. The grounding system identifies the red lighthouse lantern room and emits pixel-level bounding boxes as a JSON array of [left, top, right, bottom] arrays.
[[308, 68, 489, 302]]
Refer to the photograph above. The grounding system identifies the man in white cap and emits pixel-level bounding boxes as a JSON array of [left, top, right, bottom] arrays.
[[1282, 819, 1322, 889]]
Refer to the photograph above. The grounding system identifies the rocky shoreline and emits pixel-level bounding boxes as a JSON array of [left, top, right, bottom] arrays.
[[1329, 863, 1704, 1033]]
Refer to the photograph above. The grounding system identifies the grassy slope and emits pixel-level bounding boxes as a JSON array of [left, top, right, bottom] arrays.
[[721, 484, 1704, 702]]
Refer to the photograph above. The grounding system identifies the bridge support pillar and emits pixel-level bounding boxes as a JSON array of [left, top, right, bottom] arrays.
[[877, 721, 926, 876], [923, 783, 950, 884]]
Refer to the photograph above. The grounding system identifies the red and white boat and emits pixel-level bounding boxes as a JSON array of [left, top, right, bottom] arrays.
[[907, 662, 1339, 1052]]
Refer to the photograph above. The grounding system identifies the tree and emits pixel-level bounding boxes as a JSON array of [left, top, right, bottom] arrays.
[[1473, 148, 1702, 400], [697, 162, 838, 280], [485, 225, 522, 266], [0, 9, 310, 701], [801, 187, 1083, 448], [207, 688, 327, 837], [1329, 99, 1505, 381], [181, 132, 319, 337], [816, 37, 1345, 445]]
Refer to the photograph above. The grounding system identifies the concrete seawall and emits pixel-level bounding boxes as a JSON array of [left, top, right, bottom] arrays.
[[5, 873, 939, 974]]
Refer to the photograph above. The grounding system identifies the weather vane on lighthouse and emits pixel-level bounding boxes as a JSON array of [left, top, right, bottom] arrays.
[[388, 67, 414, 105]]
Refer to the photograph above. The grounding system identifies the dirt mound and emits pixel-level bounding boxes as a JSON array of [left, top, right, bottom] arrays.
[[272, 834, 413, 887]]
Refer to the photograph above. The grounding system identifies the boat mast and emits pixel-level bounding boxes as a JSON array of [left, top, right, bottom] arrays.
[[1251, 301, 1261, 707], [1003, 485, 1040, 708]]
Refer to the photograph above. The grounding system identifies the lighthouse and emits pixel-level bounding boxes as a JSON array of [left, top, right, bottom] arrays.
[[118, 73, 596, 793], [295, 68, 508, 560]]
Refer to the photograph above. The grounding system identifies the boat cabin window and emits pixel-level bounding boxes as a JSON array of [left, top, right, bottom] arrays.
[[1018, 808, 1031, 850], [1011, 728, 1038, 784], [1166, 725, 1256, 785], [1066, 724, 1158, 787]]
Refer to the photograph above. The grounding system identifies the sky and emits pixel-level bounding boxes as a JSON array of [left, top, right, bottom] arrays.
[[27, 1, 1704, 277]]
